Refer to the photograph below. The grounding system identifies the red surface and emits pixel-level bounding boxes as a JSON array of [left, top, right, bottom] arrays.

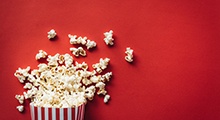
[[0, 0, 220, 120]]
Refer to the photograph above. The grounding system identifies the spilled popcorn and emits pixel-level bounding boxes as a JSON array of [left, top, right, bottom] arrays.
[[14, 51, 112, 111], [14, 29, 134, 113], [125, 47, 134, 62], [47, 29, 57, 39]]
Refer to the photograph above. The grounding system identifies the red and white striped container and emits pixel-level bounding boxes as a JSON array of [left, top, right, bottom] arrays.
[[30, 103, 85, 120]]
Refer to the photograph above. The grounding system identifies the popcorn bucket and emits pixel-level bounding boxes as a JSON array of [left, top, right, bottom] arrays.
[[30, 103, 85, 120]]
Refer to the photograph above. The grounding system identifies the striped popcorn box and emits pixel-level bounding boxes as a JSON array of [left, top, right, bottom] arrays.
[[30, 103, 86, 120]]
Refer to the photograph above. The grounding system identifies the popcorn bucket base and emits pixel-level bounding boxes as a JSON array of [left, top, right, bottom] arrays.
[[30, 103, 85, 120]]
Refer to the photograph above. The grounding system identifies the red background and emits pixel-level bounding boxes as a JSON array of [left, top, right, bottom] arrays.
[[1, 0, 220, 120]]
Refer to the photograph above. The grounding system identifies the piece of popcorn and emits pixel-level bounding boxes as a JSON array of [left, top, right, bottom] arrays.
[[92, 58, 110, 73], [16, 105, 24, 112], [35, 50, 47, 60], [101, 72, 112, 82], [15, 95, 24, 104], [47, 29, 57, 39], [70, 47, 86, 57], [68, 34, 87, 45], [63, 53, 74, 67], [90, 75, 101, 83], [125, 47, 134, 62], [84, 86, 96, 100], [95, 82, 107, 95], [104, 94, 110, 103], [23, 83, 32, 89], [47, 53, 60, 67], [14, 66, 30, 83], [86, 40, 96, 49], [104, 30, 114, 45]]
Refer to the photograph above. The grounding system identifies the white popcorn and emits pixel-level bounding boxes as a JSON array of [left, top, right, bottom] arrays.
[[101, 72, 112, 82], [23, 83, 32, 89], [68, 34, 87, 45], [104, 30, 114, 45], [14, 66, 30, 83], [35, 50, 47, 60], [47, 53, 60, 67], [86, 40, 96, 49], [104, 94, 110, 103], [15, 95, 24, 104], [84, 86, 96, 100], [95, 82, 107, 95], [92, 58, 110, 73], [125, 47, 134, 62], [47, 29, 57, 39], [16, 105, 24, 112], [70, 47, 86, 57], [15, 52, 112, 109]]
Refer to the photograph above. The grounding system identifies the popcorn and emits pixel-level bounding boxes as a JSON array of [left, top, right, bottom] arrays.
[[92, 58, 110, 73], [104, 94, 110, 103], [47, 53, 60, 67], [15, 95, 24, 104], [70, 47, 86, 57], [35, 50, 47, 60], [14, 66, 30, 83], [23, 83, 32, 89], [104, 30, 114, 45], [68, 34, 97, 50], [16, 105, 24, 112], [86, 39, 96, 49], [85, 86, 96, 100], [15, 51, 113, 110], [95, 82, 107, 95], [125, 47, 134, 62], [101, 72, 112, 82], [68, 34, 87, 45], [47, 29, 57, 39]]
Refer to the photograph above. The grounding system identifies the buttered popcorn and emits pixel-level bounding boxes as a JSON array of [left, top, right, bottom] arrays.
[[14, 51, 112, 112]]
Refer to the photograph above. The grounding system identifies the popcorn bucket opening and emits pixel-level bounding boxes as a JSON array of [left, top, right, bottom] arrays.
[[30, 103, 85, 120]]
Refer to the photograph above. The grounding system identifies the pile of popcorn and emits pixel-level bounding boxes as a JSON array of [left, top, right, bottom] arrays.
[[14, 29, 134, 112]]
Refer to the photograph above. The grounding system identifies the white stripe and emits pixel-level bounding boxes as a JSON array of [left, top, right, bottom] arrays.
[[30, 103, 35, 120], [45, 107, 49, 120], [60, 108, 64, 120], [75, 106, 78, 120], [52, 108, 56, 120], [37, 107, 42, 120], [68, 108, 72, 120]]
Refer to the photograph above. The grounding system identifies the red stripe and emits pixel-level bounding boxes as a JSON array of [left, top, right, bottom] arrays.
[[34, 106, 38, 120], [64, 108, 68, 120], [41, 107, 45, 120], [56, 108, 59, 120], [48, 108, 52, 120]]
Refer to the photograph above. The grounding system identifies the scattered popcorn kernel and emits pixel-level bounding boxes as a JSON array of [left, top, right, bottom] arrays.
[[16, 105, 24, 112], [15, 95, 24, 104], [104, 30, 114, 45], [70, 47, 86, 57], [68, 34, 87, 45], [104, 94, 110, 103], [14, 66, 30, 83], [125, 47, 134, 62], [35, 50, 47, 60], [92, 58, 110, 73], [95, 82, 107, 95], [86, 40, 96, 49], [47, 29, 57, 39]]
